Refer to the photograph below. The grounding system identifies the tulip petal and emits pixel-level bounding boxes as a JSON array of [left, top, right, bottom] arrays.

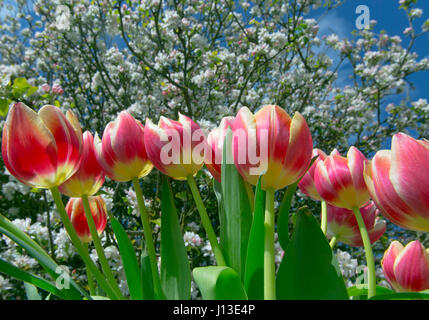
[[382, 241, 404, 291], [2, 103, 59, 188]]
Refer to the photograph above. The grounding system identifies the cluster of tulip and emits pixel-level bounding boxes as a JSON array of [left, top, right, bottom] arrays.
[[1, 102, 429, 300]]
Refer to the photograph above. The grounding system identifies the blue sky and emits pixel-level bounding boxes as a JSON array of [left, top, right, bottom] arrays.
[[315, 0, 429, 102]]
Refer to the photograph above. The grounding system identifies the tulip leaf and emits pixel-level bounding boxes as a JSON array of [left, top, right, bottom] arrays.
[[193, 266, 248, 300], [0, 214, 86, 300], [160, 176, 191, 300], [24, 282, 42, 300], [140, 251, 155, 300], [347, 285, 394, 299], [276, 207, 349, 300], [277, 155, 320, 251], [0, 257, 70, 300], [109, 214, 143, 300], [369, 292, 429, 300], [243, 178, 265, 300], [220, 129, 253, 280]]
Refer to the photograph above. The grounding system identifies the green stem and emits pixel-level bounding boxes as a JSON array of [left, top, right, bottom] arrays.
[[132, 177, 164, 300], [81, 195, 124, 300], [187, 175, 226, 266], [49, 187, 121, 300], [321, 200, 328, 235], [264, 188, 276, 300], [352, 206, 376, 299], [84, 243, 96, 296], [244, 182, 255, 213], [329, 236, 337, 249]]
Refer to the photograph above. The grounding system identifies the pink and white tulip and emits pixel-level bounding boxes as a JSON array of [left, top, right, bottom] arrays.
[[232, 105, 313, 190], [314, 147, 370, 209], [2, 102, 82, 188], [364, 133, 429, 231], [144, 113, 206, 180], [298, 148, 327, 200], [59, 131, 104, 197], [65, 196, 108, 243], [382, 240, 429, 292], [327, 201, 386, 247], [204, 116, 234, 182], [94, 111, 153, 182]]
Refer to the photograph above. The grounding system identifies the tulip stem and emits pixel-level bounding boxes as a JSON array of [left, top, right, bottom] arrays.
[[321, 200, 328, 235], [352, 206, 376, 299], [329, 236, 337, 249], [132, 177, 164, 300], [187, 175, 226, 266], [84, 243, 96, 296], [264, 188, 276, 300], [81, 195, 125, 300], [50, 187, 121, 300]]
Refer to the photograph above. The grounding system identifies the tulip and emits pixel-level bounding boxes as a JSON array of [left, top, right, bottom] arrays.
[[382, 240, 429, 292], [314, 146, 369, 210], [59, 131, 104, 197], [94, 111, 153, 182], [204, 116, 234, 182], [327, 201, 386, 247], [65, 196, 107, 243], [232, 105, 313, 191], [314, 146, 376, 297], [2, 102, 82, 188], [298, 148, 327, 201], [364, 133, 429, 232], [144, 113, 206, 180]]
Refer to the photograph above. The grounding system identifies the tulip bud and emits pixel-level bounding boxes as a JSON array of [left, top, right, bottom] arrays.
[[2, 103, 82, 188], [364, 133, 429, 231], [144, 113, 206, 180], [232, 105, 313, 190], [382, 240, 429, 292], [327, 201, 386, 247], [314, 146, 370, 209], [204, 116, 234, 182], [65, 196, 107, 243], [298, 148, 327, 200], [59, 131, 104, 197], [94, 111, 153, 182]]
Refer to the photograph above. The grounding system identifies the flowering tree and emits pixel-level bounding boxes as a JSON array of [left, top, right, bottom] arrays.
[[1, 0, 429, 300]]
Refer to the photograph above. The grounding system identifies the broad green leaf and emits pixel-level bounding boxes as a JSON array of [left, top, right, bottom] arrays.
[[244, 178, 265, 300], [0, 214, 86, 299], [24, 282, 42, 300], [90, 296, 111, 300], [193, 266, 248, 300], [369, 292, 429, 300], [140, 252, 155, 300], [0, 98, 10, 117], [276, 208, 348, 300], [220, 129, 253, 280], [109, 214, 143, 300], [0, 258, 70, 300], [160, 176, 191, 300], [277, 155, 319, 251], [347, 285, 394, 299]]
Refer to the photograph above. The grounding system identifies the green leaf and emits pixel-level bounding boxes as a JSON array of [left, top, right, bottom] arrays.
[[277, 155, 319, 251], [0, 213, 86, 300], [347, 285, 394, 299], [24, 282, 42, 300], [243, 178, 265, 300], [276, 208, 348, 300], [160, 176, 191, 300], [0, 98, 10, 117], [220, 129, 253, 280], [140, 251, 155, 300], [109, 214, 143, 300], [90, 296, 111, 300], [369, 292, 429, 300], [193, 266, 248, 300], [0, 258, 70, 300]]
